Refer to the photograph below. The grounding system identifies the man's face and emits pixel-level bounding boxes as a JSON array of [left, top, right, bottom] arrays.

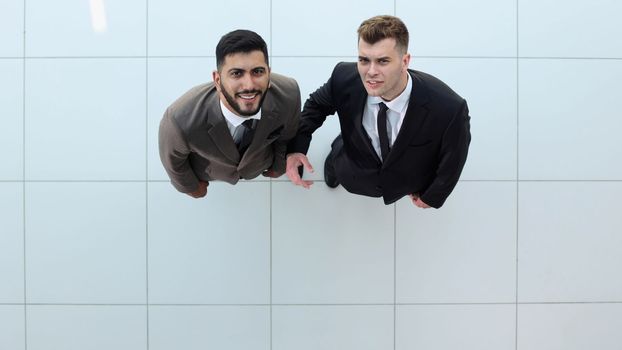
[[357, 38, 410, 101], [213, 50, 270, 117]]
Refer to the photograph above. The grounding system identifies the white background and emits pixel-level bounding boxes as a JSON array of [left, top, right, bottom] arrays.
[[1, 0, 622, 349]]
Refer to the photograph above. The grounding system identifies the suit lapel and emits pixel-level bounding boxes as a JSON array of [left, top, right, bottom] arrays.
[[348, 89, 381, 163], [239, 94, 281, 165], [205, 94, 240, 163], [383, 71, 430, 168]]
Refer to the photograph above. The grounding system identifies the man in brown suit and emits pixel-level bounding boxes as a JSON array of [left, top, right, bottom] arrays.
[[159, 29, 300, 198]]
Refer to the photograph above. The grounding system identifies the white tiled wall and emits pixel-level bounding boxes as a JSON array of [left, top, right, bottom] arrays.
[[1, 0, 620, 349]]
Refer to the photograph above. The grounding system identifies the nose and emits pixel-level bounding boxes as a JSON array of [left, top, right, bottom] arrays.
[[367, 62, 379, 76], [239, 73, 255, 91]]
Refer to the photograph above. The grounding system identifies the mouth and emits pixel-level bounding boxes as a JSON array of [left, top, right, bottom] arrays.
[[366, 80, 383, 89], [236, 91, 261, 102]]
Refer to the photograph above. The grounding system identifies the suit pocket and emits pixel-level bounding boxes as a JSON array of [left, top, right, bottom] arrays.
[[266, 125, 284, 142], [408, 139, 433, 148]]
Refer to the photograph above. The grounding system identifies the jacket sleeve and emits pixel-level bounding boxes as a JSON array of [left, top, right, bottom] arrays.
[[420, 100, 471, 208], [287, 65, 341, 155], [270, 80, 302, 175], [158, 109, 201, 193]]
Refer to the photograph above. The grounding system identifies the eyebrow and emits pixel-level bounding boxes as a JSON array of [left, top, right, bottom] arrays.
[[358, 56, 391, 61], [226, 66, 266, 73]]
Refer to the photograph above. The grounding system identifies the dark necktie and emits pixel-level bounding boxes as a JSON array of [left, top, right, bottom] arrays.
[[377, 102, 390, 160], [236, 119, 256, 155]]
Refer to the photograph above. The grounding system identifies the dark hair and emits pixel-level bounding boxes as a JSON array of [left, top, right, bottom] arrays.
[[216, 29, 269, 71], [357, 15, 409, 54]]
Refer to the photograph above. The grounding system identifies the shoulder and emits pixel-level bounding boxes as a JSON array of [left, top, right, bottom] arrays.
[[411, 70, 466, 110], [268, 72, 300, 97], [167, 82, 216, 115], [332, 62, 359, 80], [164, 82, 217, 131]]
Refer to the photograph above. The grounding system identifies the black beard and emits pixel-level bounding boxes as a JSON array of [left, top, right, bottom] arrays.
[[219, 83, 267, 117]]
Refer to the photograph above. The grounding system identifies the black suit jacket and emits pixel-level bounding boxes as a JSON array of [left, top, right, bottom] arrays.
[[288, 62, 471, 208]]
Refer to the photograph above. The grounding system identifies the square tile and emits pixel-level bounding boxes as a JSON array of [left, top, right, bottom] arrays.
[[412, 58, 517, 180], [396, 304, 515, 350], [0, 183, 24, 303], [273, 305, 393, 350], [25, 183, 146, 304], [272, 0, 393, 56], [397, 0, 516, 56], [0, 0, 24, 57], [396, 182, 516, 303], [518, 182, 622, 302], [27, 305, 147, 350], [0, 305, 25, 350], [518, 303, 622, 350], [271, 57, 351, 182], [148, 0, 269, 56], [148, 182, 270, 304], [149, 306, 269, 350], [0, 59, 23, 180], [25, 58, 146, 181], [25, 0, 146, 56], [519, 0, 622, 58], [519, 59, 622, 180], [148, 57, 215, 181], [272, 182, 394, 304]]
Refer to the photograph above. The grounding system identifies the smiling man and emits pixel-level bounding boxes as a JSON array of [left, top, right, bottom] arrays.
[[286, 15, 471, 209], [159, 30, 300, 198]]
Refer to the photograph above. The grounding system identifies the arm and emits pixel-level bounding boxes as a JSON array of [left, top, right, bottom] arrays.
[[287, 69, 339, 155], [286, 66, 341, 186], [264, 80, 302, 177], [158, 110, 206, 196], [419, 101, 472, 208]]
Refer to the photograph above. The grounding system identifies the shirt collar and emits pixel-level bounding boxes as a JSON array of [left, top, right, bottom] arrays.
[[367, 73, 412, 113], [219, 100, 262, 127]]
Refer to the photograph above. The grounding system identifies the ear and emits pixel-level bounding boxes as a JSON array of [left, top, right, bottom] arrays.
[[267, 67, 272, 88], [212, 70, 221, 91], [402, 53, 411, 71]]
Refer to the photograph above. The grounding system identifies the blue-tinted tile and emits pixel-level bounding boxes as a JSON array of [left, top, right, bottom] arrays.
[[26, 0, 146, 56], [25, 183, 146, 304], [149, 306, 269, 350], [397, 0, 516, 56], [0, 59, 23, 180], [148, 0, 269, 56], [0, 183, 24, 303], [272, 182, 394, 304], [148, 182, 270, 304], [25, 59, 146, 181], [27, 305, 147, 350]]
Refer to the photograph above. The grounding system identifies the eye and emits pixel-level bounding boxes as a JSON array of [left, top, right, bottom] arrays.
[[358, 57, 369, 65], [230, 70, 243, 78], [252, 68, 266, 76]]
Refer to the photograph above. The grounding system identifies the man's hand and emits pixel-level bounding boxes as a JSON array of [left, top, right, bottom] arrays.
[[188, 181, 208, 198], [286, 153, 314, 189], [409, 194, 431, 209]]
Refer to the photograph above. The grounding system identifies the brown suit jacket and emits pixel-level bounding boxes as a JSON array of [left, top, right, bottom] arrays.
[[159, 73, 300, 194]]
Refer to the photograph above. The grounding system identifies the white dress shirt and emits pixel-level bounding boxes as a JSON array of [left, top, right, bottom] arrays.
[[220, 100, 262, 143], [361, 73, 412, 159]]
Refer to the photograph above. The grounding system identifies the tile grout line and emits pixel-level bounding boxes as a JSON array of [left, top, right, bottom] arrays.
[[145, 0, 151, 349], [515, 1, 520, 350], [269, 2, 273, 349], [23, 0, 28, 349], [394, 0, 397, 343], [14, 55, 622, 60], [393, 202, 397, 350]]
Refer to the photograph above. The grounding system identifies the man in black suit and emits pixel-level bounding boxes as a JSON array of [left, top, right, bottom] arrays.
[[285, 15, 471, 209]]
